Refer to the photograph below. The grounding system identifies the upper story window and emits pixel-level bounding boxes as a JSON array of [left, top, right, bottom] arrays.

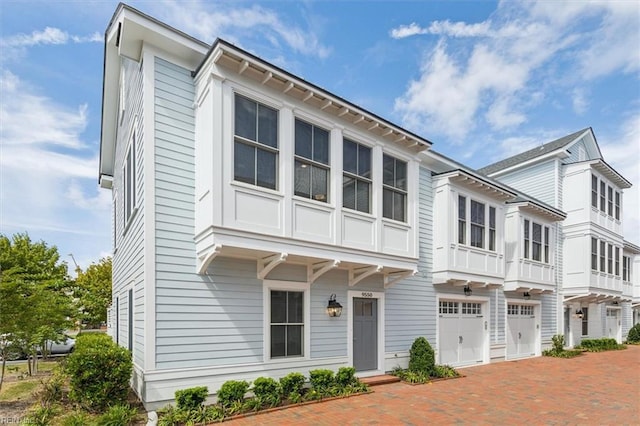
[[382, 154, 407, 222], [623, 256, 632, 281], [591, 175, 598, 208], [343, 139, 371, 213], [615, 247, 620, 276], [599, 181, 605, 212], [599, 241, 606, 272], [124, 130, 136, 224], [523, 220, 550, 263], [591, 238, 598, 270], [592, 174, 621, 221], [458, 196, 497, 252], [607, 243, 613, 274], [294, 119, 329, 202], [615, 191, 620, 220], [234, 94, 279, 190], [607, 186, 613, 216]]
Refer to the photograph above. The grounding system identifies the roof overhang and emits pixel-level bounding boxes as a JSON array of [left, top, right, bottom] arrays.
[[434, 169, 518, 201], [588, 159, 632, 189], [198, 40, 431, 154], [623, 240, 640, 254], [99, 4, 209, 186], [507, 200, 566, 222], [563, 292, 631, 304]]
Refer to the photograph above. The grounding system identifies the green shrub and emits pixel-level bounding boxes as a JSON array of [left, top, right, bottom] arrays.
[[279, 372, 305, 398], [433, 365, 459, 378], [627, 323, 640, 343], [542, 348, 583, 358], [96, 404, 138, 426], [24, 404, 61, 426], [336, 367, 357, 387], [408, 337, 435, 376], [252, 377, 281, 407], [216, 380, 249, 407], [175, 386, 208, 412], [65, 333, 132, 411], [308, 369, 334, 393], [551, 334, 565, 352], [60, 410, 91, 426], [158, 404, 224, 426], [578, 338, 625, 352]]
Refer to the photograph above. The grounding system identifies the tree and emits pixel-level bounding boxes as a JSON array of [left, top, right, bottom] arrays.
[[0, 233, 72, 388], [74, 257, 112, 328]]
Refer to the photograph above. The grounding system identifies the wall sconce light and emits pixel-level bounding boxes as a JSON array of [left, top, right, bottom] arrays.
[[326, 294, 343, 317], [612, 301, 619, 306], [575, 309, 584, 319], [463, 286, 472, 297], [523, 292, 531, 301]]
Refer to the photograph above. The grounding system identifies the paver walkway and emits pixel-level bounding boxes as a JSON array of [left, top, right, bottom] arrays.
[[226, 345, 640, 425]]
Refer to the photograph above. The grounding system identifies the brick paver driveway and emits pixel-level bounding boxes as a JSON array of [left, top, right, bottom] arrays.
[[227, 345, 640, 425]]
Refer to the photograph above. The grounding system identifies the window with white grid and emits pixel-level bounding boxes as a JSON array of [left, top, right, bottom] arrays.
[[507, 304, 519, 316], [439, 301, 458, 315], [461, 302, 481, 315], [520, 305, 534, 316]]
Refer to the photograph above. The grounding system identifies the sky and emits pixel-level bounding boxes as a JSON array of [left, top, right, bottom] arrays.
[[0, 0, 639, 272]]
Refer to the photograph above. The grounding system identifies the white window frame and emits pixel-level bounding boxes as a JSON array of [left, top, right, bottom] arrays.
[[293, 117, 330, 203], [263, 280, 310, 361], [456, 193, 499, 252], [382, 153, 408, 223], [123, 120, 138, 231], [342, 138, 372, 214], [523, 219, 550, 264]]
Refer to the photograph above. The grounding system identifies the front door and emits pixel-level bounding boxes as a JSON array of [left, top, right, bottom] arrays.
[[353, 298, 377, 372]]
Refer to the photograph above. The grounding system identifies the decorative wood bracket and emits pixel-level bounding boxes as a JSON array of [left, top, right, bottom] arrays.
[[257, 253, 288, 279], [308, 260, 340, 285], [349, 265, 382, 287], [384, 269, 417, 289], [197, 244, 222, 275]]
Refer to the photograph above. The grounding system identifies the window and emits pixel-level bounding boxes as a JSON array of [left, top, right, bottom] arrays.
[[507, 304, 519, 315], [544, 227, 550, 263], [343, 139, 371, 213], [623, 256, 631, 281], [615, 247, 620, 276], [270, 290, 304, 358], [461, 302, 481, 315], [128, 288, 133, 352], [382, 154, 407, 222], [439, 301, 458, 315], [112, 191, 117, 249], [115, 296, 120, 345], [607, 186, 613, 216], [470, 200, 485, 248], [458, 196, 466, 244], [489, 207, 496, 251], [294, 119, 329, 202], [581, 307, 588, 336], [524, 219, 530, 259], [607, 244, 613, 274], [124, 132, 136, 223], [599, 181, 606, 212], [521, 305, 534, 316], [591, 238, 598, 270], [591, 175, 598, 208], [615, 192, 620, 220], [600, 241, 606, 272], [532, 223, 542, 261], [234, 94, 278, 190]]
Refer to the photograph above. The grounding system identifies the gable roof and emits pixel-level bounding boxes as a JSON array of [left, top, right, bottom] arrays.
[[478, 128, 591, 176]]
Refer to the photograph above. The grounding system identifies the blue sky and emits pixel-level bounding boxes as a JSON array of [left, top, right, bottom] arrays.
[[1, 0, 639, 271]]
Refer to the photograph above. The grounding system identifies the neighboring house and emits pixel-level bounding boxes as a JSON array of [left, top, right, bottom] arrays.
[[98, 4, 638, 410], [479, 128, 636, 346], [624, 241, 640, 326]]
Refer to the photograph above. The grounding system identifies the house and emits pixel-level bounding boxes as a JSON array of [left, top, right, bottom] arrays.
[[479, 128, 635, 346], [98, 4, 638, 411]]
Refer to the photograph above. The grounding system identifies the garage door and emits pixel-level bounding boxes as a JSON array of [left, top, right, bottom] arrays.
[[507, 304, 536, 359], [438, 300, 485, 367], [606, 308, 620, 342]]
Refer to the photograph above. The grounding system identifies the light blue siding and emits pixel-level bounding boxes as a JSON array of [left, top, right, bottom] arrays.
[[497, 160, 557, 207], [385, 166, 434, 352], [540, 293, 557, 342], [565, 138, 587, 163], [112, 56, 145, 368]]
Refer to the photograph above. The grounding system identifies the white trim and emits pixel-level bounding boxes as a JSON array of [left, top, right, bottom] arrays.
[[435, 293, 491, 367], [262, 280, 311, 362], [504, 298, 542, 359], [347, 290, 385, 377], [142, 45, 157, 371]]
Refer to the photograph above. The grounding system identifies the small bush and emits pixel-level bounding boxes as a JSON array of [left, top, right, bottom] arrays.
[[542, 348, 583, 358], [24, 404, 61, 426], [551, 334, 565, 352], [279, 372, 305, 398], [158, 404, 223, 426], [627, 323, 640, 343], [65, 333, 132, 411], [216, 380, 249, 407], [578, 338, 625, 352], [60, 410, 91, 426], [175, 386, 208, 412], [408, 337, 435, 376], [252, 377, 281, 407], [433, 365, 459, 378], [309, 369, 335, 393], [96, 404, 138, 426], [336, 367, 357, 387]]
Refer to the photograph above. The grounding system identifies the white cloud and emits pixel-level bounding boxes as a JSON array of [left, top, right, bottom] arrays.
[[392, 0, 640, 140], [155, 0, 330, 59], [0, 27, 102, 62]]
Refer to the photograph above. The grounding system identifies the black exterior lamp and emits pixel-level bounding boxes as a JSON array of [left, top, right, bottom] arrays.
[[576, 309, 584, 319], [523, 292, 531, 301], [463, 286, 472, 297], [326, 294, 343, 317]]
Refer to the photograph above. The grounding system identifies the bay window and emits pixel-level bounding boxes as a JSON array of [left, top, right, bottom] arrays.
[[343, 139, 371, 213], [532, 223, 542, 261], [234, 94, 278, 190], [470, 200, 485, 248], [523, 220, 550, 263], [607, 243, 613, 274], [489, 207, 496, 251], [591, 238, 598, 270], [599, 241, 606, 272], [524, 220, 530, 259], [615, 247, 620, 276], [294, 119, 329, 202], [382, 154, 407, 222]]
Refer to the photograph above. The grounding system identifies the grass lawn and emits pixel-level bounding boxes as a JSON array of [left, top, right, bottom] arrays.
[[0, 380, 39, 401]]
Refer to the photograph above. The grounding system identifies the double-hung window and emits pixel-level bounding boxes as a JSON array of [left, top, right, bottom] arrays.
[[294, 119, 329, 202], [523, 220, 550, 263], [458, 196, 466, 244], [524, 220, 530, 259], [470, 200, 485, 249], [544, 227, 550, 263], [532, 223, 542, 261], [623, 256, 631, 281], [343, 139, 371, 213], [234, 94, 279, 190], [124, 131, 136, 223], [607, 243, 613, 274], [382, 154, 407, 222], [615, 192, 620, 220], [489, 207, 496, 251], [599, 241, 606, 272], [591, 238, 598, 270], [270, 290, 304, 358], [599, 181, 606, 212], [591, 175, 598, 208], [607, 186, 613, 216], [615, 247, 620, 276]]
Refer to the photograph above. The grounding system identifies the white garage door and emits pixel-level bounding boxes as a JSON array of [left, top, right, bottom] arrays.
[[438, 300, 485, 367], [507, 304, 536, 359]]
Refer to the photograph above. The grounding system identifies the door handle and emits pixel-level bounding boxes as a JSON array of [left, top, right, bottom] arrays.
[[518, 332, 522, 339], [459, 336, 463, 344]]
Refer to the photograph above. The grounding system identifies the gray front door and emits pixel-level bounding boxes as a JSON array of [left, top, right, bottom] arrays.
[[353, 298, 377, 372]]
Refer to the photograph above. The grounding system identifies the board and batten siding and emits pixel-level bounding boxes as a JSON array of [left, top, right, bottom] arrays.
[[112, 56, 145, 368], [385, 166, 434, 354]]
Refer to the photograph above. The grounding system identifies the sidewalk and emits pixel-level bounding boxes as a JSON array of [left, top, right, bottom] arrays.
[[226, 345, 640, 425]]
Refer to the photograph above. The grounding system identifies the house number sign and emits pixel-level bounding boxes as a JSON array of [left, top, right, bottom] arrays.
[[361, 292, 373, 298]]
